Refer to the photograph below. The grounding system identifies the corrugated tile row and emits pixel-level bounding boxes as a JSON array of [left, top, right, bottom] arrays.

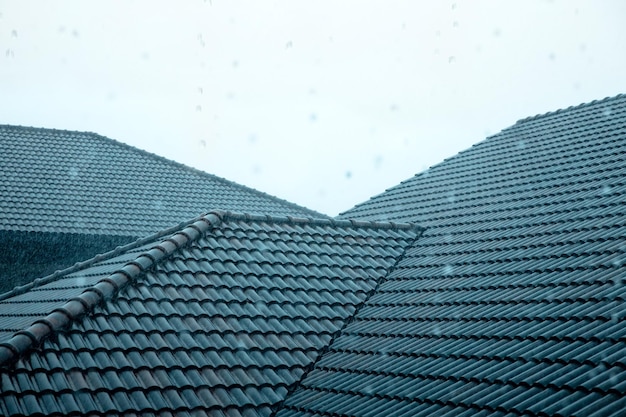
[[0, 211, 420, 416], [280, 95, 626, 415], [0, 125, 327, 237]]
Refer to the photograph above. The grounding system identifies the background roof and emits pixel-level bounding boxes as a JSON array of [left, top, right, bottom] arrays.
[[2, 1, 625, 215], [0, 125, 326, 237]]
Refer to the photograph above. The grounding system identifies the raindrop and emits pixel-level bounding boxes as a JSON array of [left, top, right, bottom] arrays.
[[198, 87, 203, 94], [601, 185, 612, 195], [517, 141, 526, 150], [345, 171, 352, 179], [72, 29, 79, 38], [603, 108, 612, 117], [453, 21, 459, 28], [451, 3, 457, 9], [152, 200, 165, 211], [68, 166, 79, 178], [446, 191, 456, 203], [11, 29, 17, 38], [197, 33, 205, 47], [199, 139, 207, 147], [5, 48, 14, 58], [285, 41, 293, 49], [443, 264, 454, 275], [548, 52, 556, 61], [309, 113, 317, 122], [611, 312, 620, 323], [373, 155, 383, 169], [432, 324, 442, 336], [196, 105, 202, 112], [74, 275, 87, 287], [389, 104, 398, 112], [232, 60, 239, 68], [493, 28, 502, 37], [448, 56, 456, 64]]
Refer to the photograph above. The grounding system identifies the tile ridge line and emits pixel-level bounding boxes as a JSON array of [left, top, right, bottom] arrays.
[[218, 210, 423, 231], [0, 212, 223, 368], [514, 93, 625, 125]]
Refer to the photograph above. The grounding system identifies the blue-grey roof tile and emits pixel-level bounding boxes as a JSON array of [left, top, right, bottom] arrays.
[[0, 210, 420, 415]]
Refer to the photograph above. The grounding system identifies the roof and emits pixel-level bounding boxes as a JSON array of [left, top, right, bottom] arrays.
[[0, 125, 327, 237], [0, 211, 421, 416], [1, 94, 625, 417], [277, 94, 626, 416]]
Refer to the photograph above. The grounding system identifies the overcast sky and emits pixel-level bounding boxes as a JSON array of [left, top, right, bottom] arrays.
[[2, 1, 625, 216]]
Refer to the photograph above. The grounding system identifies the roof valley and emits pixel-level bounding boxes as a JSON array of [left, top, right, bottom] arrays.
[[271, 226, 426, 416]]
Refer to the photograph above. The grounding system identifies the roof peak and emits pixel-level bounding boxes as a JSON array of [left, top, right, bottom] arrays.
[[215, 209, 421, 231], [514, 93, 625, 125]]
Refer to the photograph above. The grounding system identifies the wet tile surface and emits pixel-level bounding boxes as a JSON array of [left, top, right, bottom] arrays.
[[281, 95, 626, 416]]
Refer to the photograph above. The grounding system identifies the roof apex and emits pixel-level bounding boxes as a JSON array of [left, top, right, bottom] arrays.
[[514, 92, 626, 125]]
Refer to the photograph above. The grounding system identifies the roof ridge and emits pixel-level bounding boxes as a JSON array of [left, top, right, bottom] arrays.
[[216, 210, 421, 231], [0, 124, 329, 219], [514, 93, 625, 125], [0, 212, 222, 368]]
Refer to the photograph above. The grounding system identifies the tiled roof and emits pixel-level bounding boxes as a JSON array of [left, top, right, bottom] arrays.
[[0, 211, 421, 416], [0, 125, 327, 237], [279, 94, 626, 416]]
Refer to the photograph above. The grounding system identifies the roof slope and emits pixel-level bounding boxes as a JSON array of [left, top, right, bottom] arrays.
[[0, 211, 421, 416], [279, 94, 626, 416], [0, 125, 327, 237]]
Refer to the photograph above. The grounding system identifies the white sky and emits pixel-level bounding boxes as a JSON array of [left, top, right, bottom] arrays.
[[1, 1, 625, 216]]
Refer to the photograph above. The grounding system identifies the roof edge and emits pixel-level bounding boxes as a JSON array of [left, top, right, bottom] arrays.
[[514, 93, 625, 125], [0, 212, 222, 368]]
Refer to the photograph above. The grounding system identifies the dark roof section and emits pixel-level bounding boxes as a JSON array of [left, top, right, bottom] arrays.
[[0, 125, 327, 237], [279, 94, 626, 416], [0, 211, 421, 416]]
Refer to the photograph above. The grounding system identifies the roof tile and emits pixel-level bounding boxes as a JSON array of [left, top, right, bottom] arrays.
[[0, 211, 420, 415], [282, 94, 626, 416]]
